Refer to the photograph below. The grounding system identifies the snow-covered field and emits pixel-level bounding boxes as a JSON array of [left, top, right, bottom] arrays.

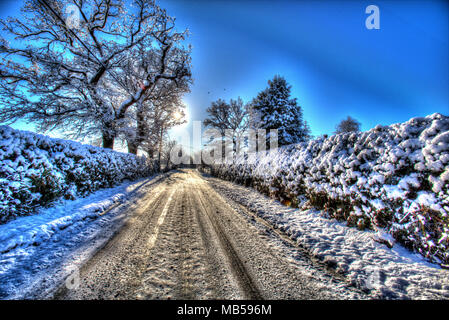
[[203, 113, 449, 265], [0, 126, 156, 223]]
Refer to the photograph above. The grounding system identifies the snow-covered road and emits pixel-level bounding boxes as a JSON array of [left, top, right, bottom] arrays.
[[0, 169, 366, 299], [1, 169, 447, 299], [52, 169, 364, 299]]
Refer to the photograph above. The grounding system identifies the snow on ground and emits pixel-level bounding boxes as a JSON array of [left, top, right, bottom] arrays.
[[0, 174, 162, 299], [205, 174, 449, 300]]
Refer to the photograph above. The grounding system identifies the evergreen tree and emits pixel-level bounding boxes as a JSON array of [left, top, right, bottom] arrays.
[[251, 75, 310, 147]]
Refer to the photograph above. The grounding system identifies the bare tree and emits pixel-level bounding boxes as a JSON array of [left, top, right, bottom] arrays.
[[160, 139, 177, 170], [112, 19, 191, 151], [228, 97, 248, 154], [203, 99, 231, 137], [204, 97, 249, 157], [335, 116, 361, 134], [0, 0, 191, 149], [120, 49, 190, 155]]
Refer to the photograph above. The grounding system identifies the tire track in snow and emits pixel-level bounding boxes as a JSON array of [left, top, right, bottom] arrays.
[[47, 170, 366, 300], [191, 181, 263, 299], [147, 187, 177, 249]]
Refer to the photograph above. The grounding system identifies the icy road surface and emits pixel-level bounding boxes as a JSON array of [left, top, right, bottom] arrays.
[[36, 169, 363, 299]]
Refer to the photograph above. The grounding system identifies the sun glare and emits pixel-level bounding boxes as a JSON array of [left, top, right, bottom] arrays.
[[171, 106, 190, 135], [173, 111, 183, 121]]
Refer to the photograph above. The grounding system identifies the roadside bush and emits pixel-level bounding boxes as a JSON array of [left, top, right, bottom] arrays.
[[0, 126, 156, 223], [201, 113, 449, 265]]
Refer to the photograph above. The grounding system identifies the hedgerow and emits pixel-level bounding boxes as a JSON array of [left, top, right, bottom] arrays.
[[0, 126, 156, 223], [202, 113, 449, 265]]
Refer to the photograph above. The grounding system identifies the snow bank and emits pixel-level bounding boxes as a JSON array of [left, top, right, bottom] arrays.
[[205, 175, 449, 299], [203, 113, 449, 265], [0, 176, 158, 299], [0, 178, 144, 255], [0, 126, 156, 223]]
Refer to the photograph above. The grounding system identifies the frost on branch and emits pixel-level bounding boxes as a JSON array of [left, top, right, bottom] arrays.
[[0, 0, 192, 150]]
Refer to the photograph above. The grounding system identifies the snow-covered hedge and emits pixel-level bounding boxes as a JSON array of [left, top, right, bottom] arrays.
[[0, 126, 156, 223], [203, 113, 449, 265]]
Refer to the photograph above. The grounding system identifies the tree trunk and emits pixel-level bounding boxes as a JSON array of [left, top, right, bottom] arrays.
[[158, 125, 164, 172], [102, 133, 114, 149], [127, 107, 146, 155], [128, 141, 138, 155]]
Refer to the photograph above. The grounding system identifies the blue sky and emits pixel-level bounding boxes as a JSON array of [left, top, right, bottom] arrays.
[[1, 0, 448, 138], [163, 0, 449, 136]]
